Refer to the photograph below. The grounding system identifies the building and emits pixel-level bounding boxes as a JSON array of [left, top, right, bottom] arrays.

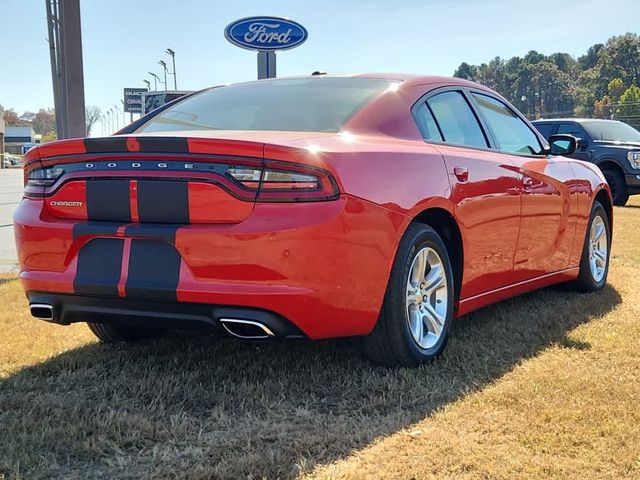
[[4, 126, 40, 156]]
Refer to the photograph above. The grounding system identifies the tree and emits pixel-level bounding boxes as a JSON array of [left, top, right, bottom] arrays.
[[616, 85, 640, 129], [453, 62, 477, 81], [3, 108, 21, 126], [85, 106, 102, 136], [607, 78, 626, 102], [578, 43, 603, 70], [598, 33, 640, 87], [452, 33, 640, 124], [31, 109, 56, 135]]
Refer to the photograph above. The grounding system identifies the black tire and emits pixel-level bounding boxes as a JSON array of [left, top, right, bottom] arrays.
[[571, 201, 611, 292], [87, 322, 165, 343], [363, 223, 455, 367], [602, 168, 628, 206]]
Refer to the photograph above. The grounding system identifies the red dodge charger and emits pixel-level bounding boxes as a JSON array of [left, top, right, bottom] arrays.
[[14, 74, 612, 366]]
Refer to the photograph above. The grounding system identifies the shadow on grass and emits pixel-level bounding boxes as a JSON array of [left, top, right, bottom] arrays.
[[0, 284, 621, 479]]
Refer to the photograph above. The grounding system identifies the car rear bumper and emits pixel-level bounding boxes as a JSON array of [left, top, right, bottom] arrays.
[[15, 195, 407, 339], [27, 291, 305, 338]]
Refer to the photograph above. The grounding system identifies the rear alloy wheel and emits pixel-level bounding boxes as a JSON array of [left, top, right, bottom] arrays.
[[87, 322, 165, 343], [572, 201, 611, 292], [363, 224, 454, 366], [602, 168, 628, 206]]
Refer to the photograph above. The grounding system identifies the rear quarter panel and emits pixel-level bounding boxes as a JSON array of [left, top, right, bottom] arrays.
[[566, 159, 612, 265]]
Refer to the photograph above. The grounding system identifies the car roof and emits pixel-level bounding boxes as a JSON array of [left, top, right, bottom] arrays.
[[220, 73, 492, 91], [532, 118, 625, 124]]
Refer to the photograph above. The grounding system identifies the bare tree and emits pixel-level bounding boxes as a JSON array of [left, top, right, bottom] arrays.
[[85, 106, 102, 136]]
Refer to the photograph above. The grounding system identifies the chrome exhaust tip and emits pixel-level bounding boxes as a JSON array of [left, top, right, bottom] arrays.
[[30, 303, 55, 322], [219, 318, 275, 339]]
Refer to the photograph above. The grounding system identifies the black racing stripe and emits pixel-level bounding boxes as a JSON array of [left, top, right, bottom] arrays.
[[125, 239, 181, 301], [124, 224, 180, 244], [74, 238, 124, 296], [137, 180, 189, 224], [136, 137, 189, 153], [86, 179, 131, 222], [72, 221, 122, 240], [84, 137, 128, 153]]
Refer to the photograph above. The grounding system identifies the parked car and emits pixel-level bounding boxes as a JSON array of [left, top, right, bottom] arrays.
[[532, 118, 640, 206], [4, 153, 23, 167], [15, 75, 612, 366]]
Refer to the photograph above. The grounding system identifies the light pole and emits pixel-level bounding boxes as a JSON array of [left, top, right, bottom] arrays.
[[106, 110, 111, 133], [166, 48, 177, 90], [158, 60, 168, 90], [121, 99, 129, 124], [148, 72, 159, 91]]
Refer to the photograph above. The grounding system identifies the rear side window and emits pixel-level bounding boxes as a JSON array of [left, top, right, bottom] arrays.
[[472, 93, 543, 156], [533, 123, 554, 140], [557, 123, 587, 139], [414, 103, 443, 141], [426, 91, 488, 148]]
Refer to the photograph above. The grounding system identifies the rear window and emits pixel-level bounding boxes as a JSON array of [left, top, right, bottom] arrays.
[[136, 77, 394, 134]]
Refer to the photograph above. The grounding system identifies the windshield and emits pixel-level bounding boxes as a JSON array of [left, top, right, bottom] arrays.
[[582, 120, 640, 142], [135, 77, 394, 134]]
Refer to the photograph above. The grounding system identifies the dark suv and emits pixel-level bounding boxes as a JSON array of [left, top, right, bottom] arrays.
[[532, 119, 640, 205]]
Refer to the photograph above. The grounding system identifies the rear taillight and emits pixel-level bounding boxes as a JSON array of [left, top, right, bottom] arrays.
[[26, 166, 65, 187], [228, 161, 339, 202]]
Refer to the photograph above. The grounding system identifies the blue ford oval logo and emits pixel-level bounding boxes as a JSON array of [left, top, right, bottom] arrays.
[[224, 16, 308, 51]]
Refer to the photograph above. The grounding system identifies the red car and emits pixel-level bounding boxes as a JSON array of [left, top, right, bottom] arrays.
[[15, 74, 612, 366]]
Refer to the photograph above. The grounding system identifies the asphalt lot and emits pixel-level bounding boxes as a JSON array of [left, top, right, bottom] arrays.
[[0, 169, 23, 273]]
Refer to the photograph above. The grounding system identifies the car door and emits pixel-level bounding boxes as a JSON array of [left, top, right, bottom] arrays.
[[414, 89, 522, 300], [469, 92, 577, 280]]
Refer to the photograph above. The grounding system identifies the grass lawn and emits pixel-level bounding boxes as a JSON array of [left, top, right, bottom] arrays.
[[1, 198, 639, 479]]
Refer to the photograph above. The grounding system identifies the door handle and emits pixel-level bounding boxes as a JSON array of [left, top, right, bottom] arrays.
[[522, 176, 534, 190], [453, 166, 469, 183]]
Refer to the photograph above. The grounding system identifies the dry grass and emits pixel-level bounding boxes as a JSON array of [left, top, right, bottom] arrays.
[[1, 199, 640, 479]]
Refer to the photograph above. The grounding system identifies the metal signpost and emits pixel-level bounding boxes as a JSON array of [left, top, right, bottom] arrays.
[[123, 88, 148, 121], [224, 16, 308, 79]]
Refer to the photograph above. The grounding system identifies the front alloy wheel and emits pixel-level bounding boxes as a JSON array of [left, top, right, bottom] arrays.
[[588, 214, 608, 283], [572, 200, 611, 291]]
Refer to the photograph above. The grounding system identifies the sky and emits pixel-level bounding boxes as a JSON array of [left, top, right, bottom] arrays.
[[1, 0, 639, 134]]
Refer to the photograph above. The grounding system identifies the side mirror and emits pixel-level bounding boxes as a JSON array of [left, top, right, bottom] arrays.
[[548, 134, 577, 156]]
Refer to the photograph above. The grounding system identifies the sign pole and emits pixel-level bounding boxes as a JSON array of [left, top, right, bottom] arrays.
[[257, 51, 276, 80]]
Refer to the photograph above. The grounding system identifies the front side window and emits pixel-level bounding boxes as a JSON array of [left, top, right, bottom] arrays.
[[136, 77, 394, 134], [472, 93, 543, 156], [426, 91, 488, 149]]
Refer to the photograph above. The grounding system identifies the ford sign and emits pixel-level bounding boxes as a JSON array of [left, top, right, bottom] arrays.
[[224, 16, 308, 51]]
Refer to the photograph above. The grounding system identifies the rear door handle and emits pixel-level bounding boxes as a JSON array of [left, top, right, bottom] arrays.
[[453, 167, 469, 183], [522, 176, 534, 190]]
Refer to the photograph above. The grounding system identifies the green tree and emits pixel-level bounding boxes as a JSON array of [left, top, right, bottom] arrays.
[[608, 78, 626, 102], [616, 85, 640, 129], [453, 62, 477, 80]]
